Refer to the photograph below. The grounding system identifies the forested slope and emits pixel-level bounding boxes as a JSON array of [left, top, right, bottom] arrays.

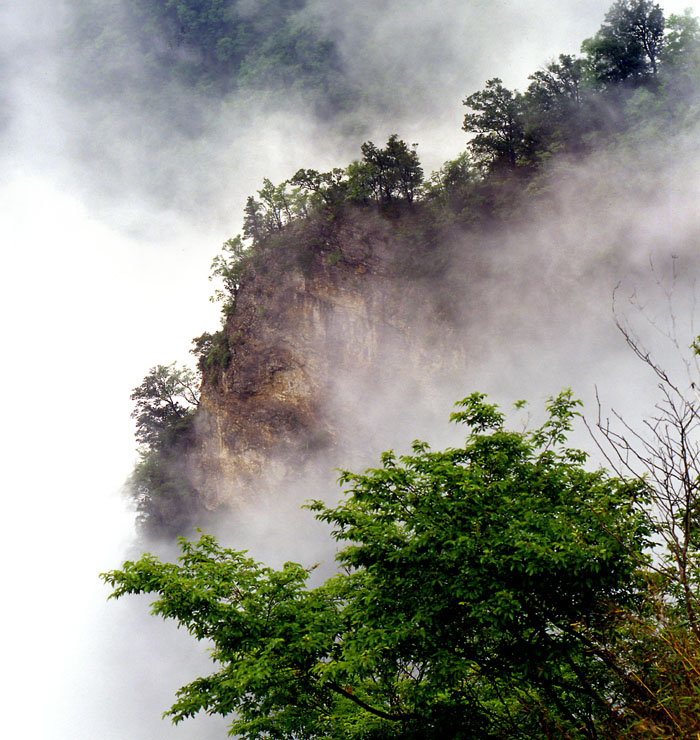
[[127, 1, 700, 539]]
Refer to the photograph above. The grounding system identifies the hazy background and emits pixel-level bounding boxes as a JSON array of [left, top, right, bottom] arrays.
[[2, 1, 699, 737]]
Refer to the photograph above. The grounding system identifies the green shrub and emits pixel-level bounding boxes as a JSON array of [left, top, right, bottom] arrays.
[[191, 330, 231, 372], [326, 248, 343, 266]]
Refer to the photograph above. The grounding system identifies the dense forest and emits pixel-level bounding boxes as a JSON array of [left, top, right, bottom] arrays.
[[68, 0, 357, 118], [111, 2, 700, 738]]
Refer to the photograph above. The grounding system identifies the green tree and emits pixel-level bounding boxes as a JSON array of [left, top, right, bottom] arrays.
[[382, 134, 424, 203], [208, 234, 249, 315], [348, 135, 424, 205], [190, 330, 231, 372], [462, 78, 525, 169], [659, 9, 700, 105], [242, 196, 266, 245], [258, 177, 288, 231], [661, 9, 700, 70], [582, 0, 665, 85], [523, 55, 592, 153], [105, 391, 652, 739], [128, 363, 204, 538], [243, 179, 310, 246], [527, 54, 586, 109], [128, 445, 204, 539], [288, 167, 348, 211], [424, 152, 475, 213], [422, 152, 483, 227], [130, 363, 199, 449]]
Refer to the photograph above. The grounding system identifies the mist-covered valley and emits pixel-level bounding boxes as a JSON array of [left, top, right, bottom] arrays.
[[4, 1, 700, 738]]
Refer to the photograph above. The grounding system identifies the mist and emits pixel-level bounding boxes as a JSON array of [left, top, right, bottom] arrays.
[[3, 0, 700, 738]]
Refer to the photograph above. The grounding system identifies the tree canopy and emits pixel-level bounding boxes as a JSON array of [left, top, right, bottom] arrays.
[[582, 0, 665, 84], [105, 391, 685, 739], [353, 135, 424, 204], [462, 79, 526, 169], [69, 0, 353, 114]]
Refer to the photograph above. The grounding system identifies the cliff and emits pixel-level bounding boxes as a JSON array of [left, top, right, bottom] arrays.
[[186, 208, 467, 510]]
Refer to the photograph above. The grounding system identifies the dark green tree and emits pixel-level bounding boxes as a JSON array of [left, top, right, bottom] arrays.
[[242, 196, 266, 245], [116, 0, 353, 109], [462, 79, 525, 169], [242, 179, 310, 246], [522, 55, 591, 156], [524, 55, 592, 148], [348, 135, 424, 205], [105, 392, 653, 739], [527, 54, 586, 109], [289, 167, 348, 211], [383, 134, 424, 203], [582, 0, 665, 85]]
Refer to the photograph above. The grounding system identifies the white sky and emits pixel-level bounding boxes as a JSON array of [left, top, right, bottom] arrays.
[[1, 2, 699, 738]]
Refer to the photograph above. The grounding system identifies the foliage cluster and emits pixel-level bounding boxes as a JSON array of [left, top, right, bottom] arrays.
[[243, 135, 423, 246], [191, 329, 231, 372]]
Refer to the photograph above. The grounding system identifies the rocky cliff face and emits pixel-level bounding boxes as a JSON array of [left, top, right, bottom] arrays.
[[186, 209, 466, 510]]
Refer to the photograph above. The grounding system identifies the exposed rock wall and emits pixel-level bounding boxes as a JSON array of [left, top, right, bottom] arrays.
[[187, 210, 464, 509]]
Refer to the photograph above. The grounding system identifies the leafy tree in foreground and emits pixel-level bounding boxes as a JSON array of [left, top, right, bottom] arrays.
[[105, 391, 653, 739]]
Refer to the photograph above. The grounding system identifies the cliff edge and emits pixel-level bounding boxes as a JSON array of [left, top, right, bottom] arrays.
[[187, 207, 466, 510]]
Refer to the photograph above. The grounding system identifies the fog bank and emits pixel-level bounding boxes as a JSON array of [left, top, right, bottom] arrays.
[[2, 1, 700, 738]]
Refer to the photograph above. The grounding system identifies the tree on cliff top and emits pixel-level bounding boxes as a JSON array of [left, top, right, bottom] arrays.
[[105, 391, 656, 739], [582, 0, 665, 84], [462, 79, 526, 170], [345, 135, 423, 205]]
